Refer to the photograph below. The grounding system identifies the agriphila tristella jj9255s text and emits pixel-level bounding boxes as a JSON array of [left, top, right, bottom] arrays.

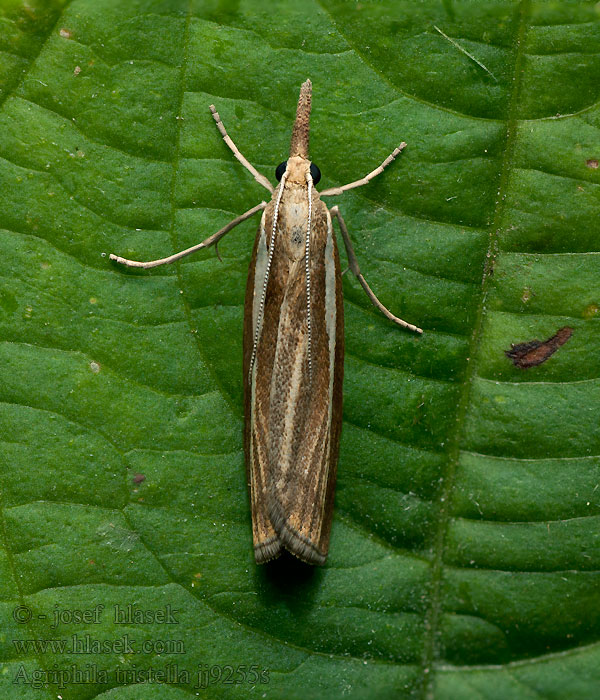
[[110, 79, 422, 565]]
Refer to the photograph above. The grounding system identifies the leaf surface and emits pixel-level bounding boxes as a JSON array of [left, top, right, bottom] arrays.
[[0, 1, 599, 698]]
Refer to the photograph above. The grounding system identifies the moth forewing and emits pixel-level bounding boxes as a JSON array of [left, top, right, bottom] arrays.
[[243, 183, 344, 565]]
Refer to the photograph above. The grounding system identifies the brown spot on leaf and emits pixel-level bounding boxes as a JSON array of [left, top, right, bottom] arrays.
[[132, 473, 146, 484], [586, 159, 599, 169], [505, 326, 573, 369]]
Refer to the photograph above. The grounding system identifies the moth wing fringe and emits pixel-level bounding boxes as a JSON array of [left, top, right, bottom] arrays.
[[268, 499, 327, 566], [254, 536, 283, 564]]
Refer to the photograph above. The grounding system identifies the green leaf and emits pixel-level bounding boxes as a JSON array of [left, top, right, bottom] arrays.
[[0, 0, 599, 698]]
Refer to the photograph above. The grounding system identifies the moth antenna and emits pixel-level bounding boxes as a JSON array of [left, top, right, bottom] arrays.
[[305, 171, 313, 381], [289, 79, 311, 159]]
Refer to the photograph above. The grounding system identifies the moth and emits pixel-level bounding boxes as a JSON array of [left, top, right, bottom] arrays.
[[110, 80, 422, 565]]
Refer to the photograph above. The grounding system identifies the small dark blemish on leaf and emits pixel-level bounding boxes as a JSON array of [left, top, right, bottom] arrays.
[[132, 473, 146, 485], [586, 159, 599, 169], [505, 326, 573, 369]]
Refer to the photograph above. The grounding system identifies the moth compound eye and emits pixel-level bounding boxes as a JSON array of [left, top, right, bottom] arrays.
[[310, 163, 321, 185], [275, 161, 287, 181]]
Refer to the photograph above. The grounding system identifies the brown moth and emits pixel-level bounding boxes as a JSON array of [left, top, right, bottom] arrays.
[[110, 79, 422, 565]]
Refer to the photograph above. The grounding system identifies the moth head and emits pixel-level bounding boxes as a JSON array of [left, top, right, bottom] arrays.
[[276, 157, 321, 186]]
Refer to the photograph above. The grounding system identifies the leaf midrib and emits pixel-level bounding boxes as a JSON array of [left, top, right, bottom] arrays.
[[420, 0, 532, 696]]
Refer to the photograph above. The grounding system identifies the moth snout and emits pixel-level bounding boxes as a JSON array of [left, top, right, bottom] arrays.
[[289, 79, 312, 159]]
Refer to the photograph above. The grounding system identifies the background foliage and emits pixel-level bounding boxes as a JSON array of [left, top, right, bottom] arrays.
[[0, 0, 599, 698]]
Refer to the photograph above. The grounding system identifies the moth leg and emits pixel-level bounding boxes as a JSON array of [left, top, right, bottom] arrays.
[[210, 105, 274, 194], [330, 206, 422, 334], [320, 143, 406, 197], [110, 201, 267, 269]]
